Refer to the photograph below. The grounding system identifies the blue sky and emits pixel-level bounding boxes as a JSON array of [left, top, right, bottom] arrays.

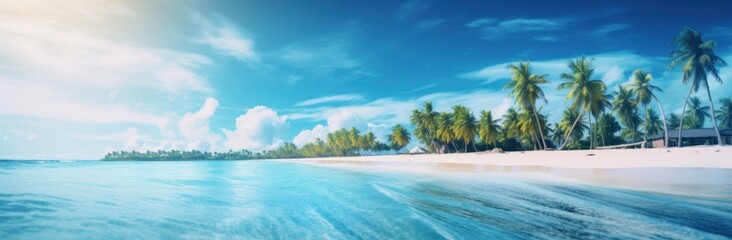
[[2, 0, 732, 159]]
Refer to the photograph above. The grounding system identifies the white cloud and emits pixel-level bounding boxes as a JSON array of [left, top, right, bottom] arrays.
[[326, 110, 369, 131], [468, 12, 629, 41], [223, 106, 289, 151], [178, 98, 221, 150], [294, 94, 363, 107], [292, 110, 375, 146], [0, 1, 211, 128], [293, 124, 328, 146], [497, 18, 565, 32], [278, 31, 367, 77], [0, 6, 212, 93], [0, 78, 166, 125], [124, 127, 140, 150], [196, 16, 258, 61], [466, 18, 495, 28], [460, 51, 658, 85], [592, 23, 629, 36], [601, 65, 625, 86]]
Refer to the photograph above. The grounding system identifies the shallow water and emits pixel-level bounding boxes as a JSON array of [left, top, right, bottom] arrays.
[[1, 160, 731, 239]]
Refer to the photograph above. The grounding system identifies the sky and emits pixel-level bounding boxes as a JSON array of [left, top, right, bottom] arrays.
[[2, 0, 732, 159]]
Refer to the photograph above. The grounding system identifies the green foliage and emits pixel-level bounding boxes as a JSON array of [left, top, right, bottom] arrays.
[[478, 110, 501, 148], [716, 98, 732, 129], [642, 108, 663, 137], [104, 128, 386, 160], [667, 113, 682, 130], [388, 124, 410, 153], [685, 97, 710, 127], [451, 105, 478, 152], [592, 113, 624, 146], [555, 108, 587, 149], [505, 61, 550, 149], [556, 57, 609, 149], [612, 85, 641, 142]]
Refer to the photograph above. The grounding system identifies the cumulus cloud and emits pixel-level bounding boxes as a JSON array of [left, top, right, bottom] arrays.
[[223, 106, 289, 151], [293, 124, 329, 146], [124, 127, 140, 150], [292, 110, 373, 146], [178, 97, 222, 150]]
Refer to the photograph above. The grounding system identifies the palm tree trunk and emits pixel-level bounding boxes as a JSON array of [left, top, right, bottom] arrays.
[[450, 141, 458, 153], [599, 116, 606, 147], [641, 105, 648, 148], [532, 132, 538, 150], [588, 114, 593, 149], [678, 86, 694, 147], [653, 95, 669, 148], [464, 140, 467, 153], [559, 111, 584, 150], [704, 85, 724, 145], [532, 107, 547, 150], [472, 140, 477, 152]]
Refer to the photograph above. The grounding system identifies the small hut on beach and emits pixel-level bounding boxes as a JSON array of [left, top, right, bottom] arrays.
[[649, 128, 732, 148]]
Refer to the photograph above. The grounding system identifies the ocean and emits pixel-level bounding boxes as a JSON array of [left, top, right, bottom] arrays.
[[1, 160, 731, 239]]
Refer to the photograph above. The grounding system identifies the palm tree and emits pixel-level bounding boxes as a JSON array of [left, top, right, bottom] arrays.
[[388, 124, 410, 153], [410, 109, 430, 150], [505, 61, 549, 150], [410, 102, 439, 152], [643, 108, 663, 137], [613, 85, 641, 142], [502, 108, 521, 143], [436, 112, 457, 152], [478, 110, 501, 149], [716, 98, 732, 130], [556, 108, 587, 149], [629, 70, 669, 147], [594, 112, 622, 146], [667, 113, 682, 130], [669, 27, 727, 147], [451, 105, 478, 152], [517, 110, 541, 150], [685, 96, 711, 128], [556, 57, 608, 150]]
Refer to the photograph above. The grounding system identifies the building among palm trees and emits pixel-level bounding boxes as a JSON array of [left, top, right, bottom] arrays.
[[649, 128, 731, 147]]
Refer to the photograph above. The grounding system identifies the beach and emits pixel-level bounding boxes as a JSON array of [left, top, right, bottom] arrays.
[[289, 145, 732, 169]]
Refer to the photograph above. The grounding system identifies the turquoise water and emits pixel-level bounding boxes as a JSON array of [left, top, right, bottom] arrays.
[[1, 160, 731, 239]]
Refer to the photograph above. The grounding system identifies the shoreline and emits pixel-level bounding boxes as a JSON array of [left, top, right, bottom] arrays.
[[284, 145, 732, 169]]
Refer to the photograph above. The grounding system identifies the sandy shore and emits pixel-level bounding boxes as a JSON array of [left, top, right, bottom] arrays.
[[289, 145, 732, 169]]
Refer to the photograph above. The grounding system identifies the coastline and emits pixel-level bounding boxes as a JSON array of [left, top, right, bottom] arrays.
[[284, 145, 732, 169]]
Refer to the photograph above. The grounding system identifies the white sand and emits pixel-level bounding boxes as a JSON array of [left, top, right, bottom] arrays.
[[290, 145, 732, 169]]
